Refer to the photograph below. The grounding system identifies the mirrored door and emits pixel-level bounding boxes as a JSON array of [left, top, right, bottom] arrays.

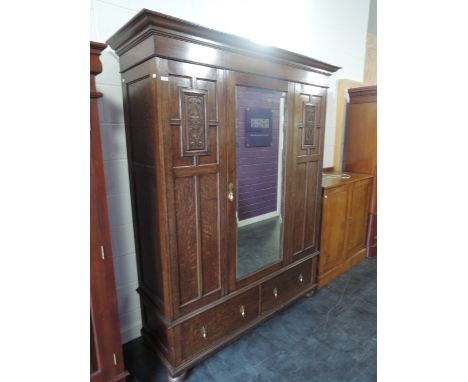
[[227, 73, 291, 289]]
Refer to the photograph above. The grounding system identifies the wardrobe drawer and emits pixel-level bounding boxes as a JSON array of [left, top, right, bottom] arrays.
[[260, 259, 313, 313], [178, 286, 259, 361]]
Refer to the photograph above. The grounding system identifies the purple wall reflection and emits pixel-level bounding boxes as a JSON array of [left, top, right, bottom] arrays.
[[236, 86, 283, 221]]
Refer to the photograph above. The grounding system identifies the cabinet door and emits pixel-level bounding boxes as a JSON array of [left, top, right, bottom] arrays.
[[158, 59, 228, 317], [319, 185, 350, 273], [346, 179, 372, 257], [288, 83, 326, 260], [226, 71, 291, 291]]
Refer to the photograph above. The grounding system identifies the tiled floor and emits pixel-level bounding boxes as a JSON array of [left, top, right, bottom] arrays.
[[124, 257, 377, 382]]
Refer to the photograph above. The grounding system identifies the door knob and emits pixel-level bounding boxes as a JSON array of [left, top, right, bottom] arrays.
[[228, 182, 234, 202], [273, 288, 278, 299]]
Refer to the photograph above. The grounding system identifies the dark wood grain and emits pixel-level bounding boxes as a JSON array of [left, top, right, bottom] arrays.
[[289, 84, 326, 261], [90, 41, 129, 382], [260, 259, 313, 313], [106, 9, 340, 74], [178, 287, 259, 361], [106, 12, 339, 87], [164, 60, 227, 317], [109, 11, 336, 381]]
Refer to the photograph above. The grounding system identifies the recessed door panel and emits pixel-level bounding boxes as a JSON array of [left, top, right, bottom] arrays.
[[174, 176, 198, 305], [161, 60, 226, 315], [320, 186, 350, 271], [346, 179, 372, 256]]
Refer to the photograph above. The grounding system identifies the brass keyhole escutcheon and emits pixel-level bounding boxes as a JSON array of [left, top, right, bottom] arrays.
[[273, 288, 278, 299], [228, 182, 234, 202], [201, 325, 207, 339], [240, 305, 246, 318], [299, 273, 304, 283]]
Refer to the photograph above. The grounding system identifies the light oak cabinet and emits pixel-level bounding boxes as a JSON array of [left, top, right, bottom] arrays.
[[319, 173, 373, 287], [107, 9, 339, 381]]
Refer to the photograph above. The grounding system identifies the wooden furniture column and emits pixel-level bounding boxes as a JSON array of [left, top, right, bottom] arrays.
[[90, 41, 129, 382]]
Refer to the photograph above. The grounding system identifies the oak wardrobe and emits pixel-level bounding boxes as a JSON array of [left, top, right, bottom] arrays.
[[107, 9, 339, 381]]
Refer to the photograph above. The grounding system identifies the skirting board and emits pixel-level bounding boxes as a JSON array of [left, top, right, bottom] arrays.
[[121, 320, 142, 344]]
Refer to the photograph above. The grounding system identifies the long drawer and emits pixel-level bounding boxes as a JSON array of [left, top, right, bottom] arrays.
[[260, 259, 313, 313], [177, 286, 259, 361]]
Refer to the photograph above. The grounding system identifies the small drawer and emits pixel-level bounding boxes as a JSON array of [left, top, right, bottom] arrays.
[[178, 286, 259, 361], [260, 259, 313, 313]]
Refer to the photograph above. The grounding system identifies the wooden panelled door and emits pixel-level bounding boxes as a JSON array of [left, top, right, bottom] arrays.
[[157, 59, 228, 318], [289, 83, 326, 260], [346, 179, 372, 257], [320, 186, 350, 273]]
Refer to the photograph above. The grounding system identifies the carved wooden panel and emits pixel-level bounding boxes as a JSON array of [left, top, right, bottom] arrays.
[[163, 60, 226, 316], [302, 103, 316, 147], [300, 99, 322, 151], [181, 89, 208, 154]]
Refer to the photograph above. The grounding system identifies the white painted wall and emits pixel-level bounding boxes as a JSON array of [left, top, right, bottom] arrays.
[[91, 0, 370, 343]]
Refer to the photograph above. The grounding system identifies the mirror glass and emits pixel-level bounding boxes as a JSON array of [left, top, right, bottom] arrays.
[[235, 86, 286, 279]]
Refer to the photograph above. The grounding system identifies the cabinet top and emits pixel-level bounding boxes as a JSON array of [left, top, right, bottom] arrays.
[[106, 9, 340, 75], [348, 85, 377, 104], [322, 172, 373, 190]]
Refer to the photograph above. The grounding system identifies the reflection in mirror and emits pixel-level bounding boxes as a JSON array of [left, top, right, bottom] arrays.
[[236, 86, 286, 279]]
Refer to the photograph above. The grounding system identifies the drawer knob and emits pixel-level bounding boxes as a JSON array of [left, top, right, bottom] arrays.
[[240, 305, 246, 318], [273, 288, 278, 299], [201, 325, 207, 340], [299, 273, 304, 283]]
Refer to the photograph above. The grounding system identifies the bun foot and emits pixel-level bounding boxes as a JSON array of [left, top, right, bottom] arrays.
[[167, 371, 187, 382]]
